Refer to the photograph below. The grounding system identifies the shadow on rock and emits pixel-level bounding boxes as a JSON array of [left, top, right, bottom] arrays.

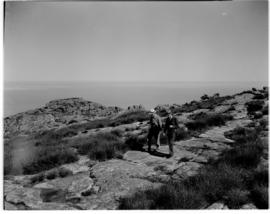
[[149, 150, 169, 158]]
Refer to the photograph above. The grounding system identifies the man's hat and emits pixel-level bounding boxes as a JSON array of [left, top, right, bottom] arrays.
[[150, 109, 156, 113]]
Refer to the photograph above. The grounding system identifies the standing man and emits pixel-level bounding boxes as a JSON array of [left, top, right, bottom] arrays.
[[147, 109, 162, 153], [164, 109, 179, 157]]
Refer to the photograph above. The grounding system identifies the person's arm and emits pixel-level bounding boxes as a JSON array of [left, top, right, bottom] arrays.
[[174, 117, 180, 129], [164, 118, 168, 133], [158, 117, 162, 130]]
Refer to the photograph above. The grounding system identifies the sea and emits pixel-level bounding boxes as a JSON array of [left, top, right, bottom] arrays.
[[3, 81, 268, 117]]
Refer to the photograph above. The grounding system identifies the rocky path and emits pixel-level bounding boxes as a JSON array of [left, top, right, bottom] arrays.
[[4, 116, 252, 210]]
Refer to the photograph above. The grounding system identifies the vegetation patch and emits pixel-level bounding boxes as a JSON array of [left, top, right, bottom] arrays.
[[171, 95, 232, 114], [72, 132, 128, 161], [110, 110, 149, 127], [23, 147, 78, 175], [119, 124, 268, 209], [245, 100, 264, 115], [186, 113, 233, 132], [125, 134, 146, 151]]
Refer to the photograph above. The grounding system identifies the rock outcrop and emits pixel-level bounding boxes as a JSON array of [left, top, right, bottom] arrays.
[[4, 98, 122, 137]]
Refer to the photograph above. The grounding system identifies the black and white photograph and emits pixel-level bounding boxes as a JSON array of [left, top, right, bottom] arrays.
[[3, 0, 269, 210]]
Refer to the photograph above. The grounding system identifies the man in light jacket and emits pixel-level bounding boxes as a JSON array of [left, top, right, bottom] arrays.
[[147, 109, 162, 153]]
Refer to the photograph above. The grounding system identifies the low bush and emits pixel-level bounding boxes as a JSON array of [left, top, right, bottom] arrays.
[[201, 94, 209, 101], [174, 127, 190, 141], [186, 113, 233, 131], [119, 182, 206, 209], [58, 168, 73, 178], [253, 93, 265, 100], [46, 170, 58, 180], [111, 129, 124, 137], [30, 172, 45, 184], [245, 100, 264, 115], [111, 110, 149, 126], [74, 132, 127, 161], [23, 147, 78, 174], [220, 140, 263, 169], [88, 140, 127, 161], [224, 127, 257, 144], [125, 134, 146, 151], [250, 184, 269, 209], [224, 188, 250, 209], [262, 105, 268, 115], [75, 132, 120, 155]]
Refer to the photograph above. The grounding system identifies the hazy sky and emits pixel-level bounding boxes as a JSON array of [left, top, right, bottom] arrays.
[[4, 1, 268, 82]]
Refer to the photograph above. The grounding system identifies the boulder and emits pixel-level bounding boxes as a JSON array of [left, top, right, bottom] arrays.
[[68, 176, 94, 195], [207, 202, 228, 209], [241, 203, 257, 209]]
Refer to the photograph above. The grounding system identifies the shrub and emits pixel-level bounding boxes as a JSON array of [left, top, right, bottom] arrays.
[[245, 101, 264, 115], [76, 132, 120, 155], [111, 129, 124, 137], [250, 184, 268, 209], [224, 188, 250, 209], [253, 169, 269, 187], [58, 168, 73, 178], [74, 132, 127, 161], [221, 140, 263, 169], [125, 134, 146, 151], [30, 173, 45, 184], [197, 164, 247, 202], [112, 110, 149, 126], [23, 147, 78, 174], [175, 128, 190, 141], [224, 127, 257, 144], [119, 182, 206, 209], [186, 113, 233, 131], [201, 94, 209, 101], [253, 94, 265, 100], [46, 170, 58, 180], [88, 140, 127, 161], [262, 105, 268, 115]]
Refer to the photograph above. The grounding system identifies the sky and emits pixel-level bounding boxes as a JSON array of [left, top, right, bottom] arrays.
[[4, 0, 268, 82]]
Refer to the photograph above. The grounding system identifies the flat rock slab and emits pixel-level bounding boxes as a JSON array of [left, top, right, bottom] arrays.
[[61, 155, 89, 174], [68, 176, 94, 195], [91, 159, 158, 191], [4, 202, 19, 210], [175, 138, 230, 151], [173, 161, 202, 179], [199, 127, 234, 144], [33, 172, 90, 191]]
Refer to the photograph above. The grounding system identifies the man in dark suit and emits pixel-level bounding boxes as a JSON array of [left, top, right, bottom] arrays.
[[164, 109, 179, 157]]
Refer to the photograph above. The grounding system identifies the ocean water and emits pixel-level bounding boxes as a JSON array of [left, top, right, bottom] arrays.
[[4, 81, 268, 117]]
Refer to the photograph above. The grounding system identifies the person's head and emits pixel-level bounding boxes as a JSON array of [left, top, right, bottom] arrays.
[[150, 109, 156, 114], [166, 109, 172, 118]]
